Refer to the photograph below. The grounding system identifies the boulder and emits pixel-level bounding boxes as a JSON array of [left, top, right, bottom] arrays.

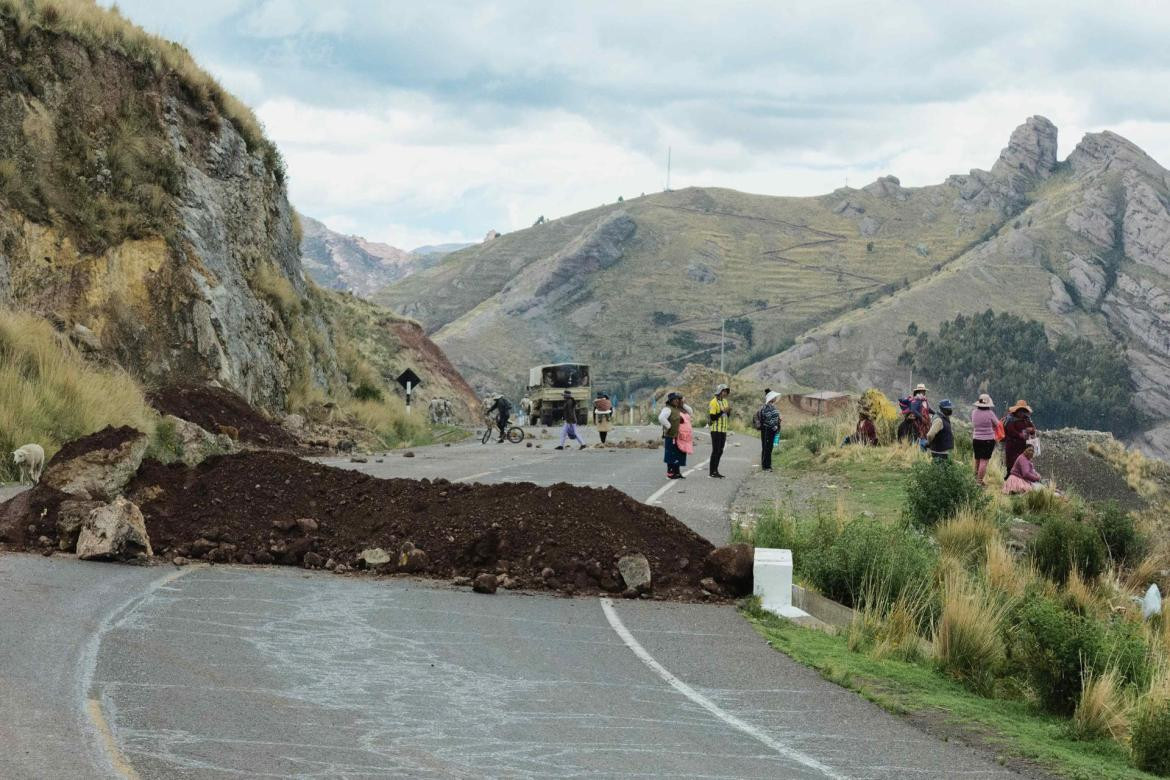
[[705, 543, 754, 596], [281, 413, 306, 432], [162, 415, 235, 467], [55, 499, 103, 551], [358, 547, 391, 568], [617, 553, 652, 593], [41, 429, 149, 500], [473, 573, 499, 594], [70, 323, 102, 352], [75, 498, 153, 561]]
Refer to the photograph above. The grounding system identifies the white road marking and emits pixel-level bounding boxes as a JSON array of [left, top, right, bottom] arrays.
[[599, 598, 847, 779], [453, 470, 496, 483], [78, 565, 199, 779], [645, 458, 710, 504]]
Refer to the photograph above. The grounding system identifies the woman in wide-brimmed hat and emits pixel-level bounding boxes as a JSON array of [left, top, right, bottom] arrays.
[[1002, 399, 1036, 477], [658, 392, 693, 479], [970, 393, 998, 485]]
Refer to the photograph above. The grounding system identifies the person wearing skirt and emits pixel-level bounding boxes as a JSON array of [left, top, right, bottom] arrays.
[[970, 393, 999, 485]]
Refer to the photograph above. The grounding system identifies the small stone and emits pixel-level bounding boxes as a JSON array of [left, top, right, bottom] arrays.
[[473, 573, 498, 594], [272, 518, 298, 532], [452, 576, 473, 587], [541, 567, 556, 580], [334, 564, 350, 574], [296, 517, 319, 533], [172, 556, 189, 567], [206, 547, 229, 563], [324, 558, 337, 570], [700, 576, 724, 595], [41, 548, 53, 557], [254, 550, 274, 565], [403, 451, 416, 458], [375, 458, 384, 463], [617, 553, 652, 593], [501, 575, 519, 589], [358, 547, 392, 568], [303, 551, 325, 569], [622, 588, 639, 599], [190, 537, 218, 557], [398, 548, 429, 573], [38, 535, 52, 546], [350, 456, 368, 463]]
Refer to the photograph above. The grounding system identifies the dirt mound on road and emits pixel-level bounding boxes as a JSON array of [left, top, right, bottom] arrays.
[[126, 451, 717, 600], [48, 425, 142, 466], [147, 384, 297, 448]]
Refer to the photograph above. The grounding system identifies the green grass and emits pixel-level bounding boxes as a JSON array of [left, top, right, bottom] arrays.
[[741, 600, 1156, 780]]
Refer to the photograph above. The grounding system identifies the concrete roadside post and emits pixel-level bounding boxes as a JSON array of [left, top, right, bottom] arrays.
[[397, 369, 422, 416], [753, 548, 810, 619]]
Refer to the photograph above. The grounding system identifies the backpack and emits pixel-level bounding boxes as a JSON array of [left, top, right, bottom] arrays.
[[898, 396, 913, 415], [751, 406, 763, 430]]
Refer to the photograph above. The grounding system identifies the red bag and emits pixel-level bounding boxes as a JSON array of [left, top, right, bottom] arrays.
[[994, 418, 1006, 442]]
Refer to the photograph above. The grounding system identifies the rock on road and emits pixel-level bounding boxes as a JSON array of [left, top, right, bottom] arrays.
[[0, 428, 1019, 778]]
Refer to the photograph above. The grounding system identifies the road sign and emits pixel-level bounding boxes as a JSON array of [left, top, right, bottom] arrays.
[[396, 369, 422, 390]]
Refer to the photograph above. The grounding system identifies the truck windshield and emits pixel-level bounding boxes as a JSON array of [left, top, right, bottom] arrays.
[[543, 365, 589, 388]]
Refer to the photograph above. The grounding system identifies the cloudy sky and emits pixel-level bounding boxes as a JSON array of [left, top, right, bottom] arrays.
[[106, 1, 1170, 250]]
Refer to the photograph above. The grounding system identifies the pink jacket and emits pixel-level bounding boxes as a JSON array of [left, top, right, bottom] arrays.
[[677, 413, 694, 454], [971, 408, 999, 441], [1011, 454, 1041, 483]]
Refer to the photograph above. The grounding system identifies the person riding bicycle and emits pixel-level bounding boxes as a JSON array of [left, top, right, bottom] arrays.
[[486, 394, 512, 443]]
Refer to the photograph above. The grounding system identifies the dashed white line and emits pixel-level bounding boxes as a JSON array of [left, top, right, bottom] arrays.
[[453, 470, 496, 483], [599, 598, 847, 779], [645, 458, 710, 504]]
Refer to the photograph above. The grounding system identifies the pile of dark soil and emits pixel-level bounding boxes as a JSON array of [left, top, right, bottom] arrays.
[[48, 425, 142, 466], [147, 384, 297, 448], [1034, 430, 1146, 510], [126, 451, 717, 599], [0, 484, 73, 547]]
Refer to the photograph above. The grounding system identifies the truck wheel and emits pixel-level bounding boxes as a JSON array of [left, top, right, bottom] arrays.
[[542, 412, 555, 426]]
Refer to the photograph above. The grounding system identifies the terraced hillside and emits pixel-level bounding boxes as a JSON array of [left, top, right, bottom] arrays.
[[378, 133, 1024, 396]]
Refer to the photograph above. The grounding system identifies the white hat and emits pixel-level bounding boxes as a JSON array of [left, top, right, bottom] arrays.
[[765, 391, 781, 404]]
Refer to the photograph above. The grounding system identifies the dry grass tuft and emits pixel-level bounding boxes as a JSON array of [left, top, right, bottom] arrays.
[[0, 308, 154, 479], [1063, 568, 1100, 616], [933, 572, 1013, 695], [1072, 666, 1132, 742], [936, 505, 999, 566]]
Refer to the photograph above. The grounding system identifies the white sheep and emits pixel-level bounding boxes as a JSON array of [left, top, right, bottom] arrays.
[[11, 443, 45, 485]]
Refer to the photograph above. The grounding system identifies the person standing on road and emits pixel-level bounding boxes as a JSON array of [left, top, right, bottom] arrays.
[[707, 384, 731, 478], [1002, 400, 1036, 477], [970, 393, 999, 484], [659, 392, 693, 479], [556, 390, 587, 450], [926, 399, 955, 461], [593, 393, 613, 444], [758, 391, 782, 472]]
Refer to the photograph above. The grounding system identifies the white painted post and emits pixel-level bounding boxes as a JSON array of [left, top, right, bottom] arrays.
[[405, 380, 412, 414], [753, 548, 809, 619]]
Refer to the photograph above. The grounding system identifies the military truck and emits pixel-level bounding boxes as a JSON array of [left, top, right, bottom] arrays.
[[527, 363, 591, 425]]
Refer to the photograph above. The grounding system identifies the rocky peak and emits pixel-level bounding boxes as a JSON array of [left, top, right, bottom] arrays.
[[991, 116, 1058, 189], [1068, 130, 1165, 180]]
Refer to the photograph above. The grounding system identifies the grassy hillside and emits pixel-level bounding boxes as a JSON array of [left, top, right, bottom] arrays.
[[379, 181, 1005, 397]]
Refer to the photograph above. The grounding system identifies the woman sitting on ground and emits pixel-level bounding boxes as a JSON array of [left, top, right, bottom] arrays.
[[854, 411, 878, 446], [1003, 444, 1046, 494]]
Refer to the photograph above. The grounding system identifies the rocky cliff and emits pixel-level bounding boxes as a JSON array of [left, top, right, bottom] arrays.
[[0, 3, 477, 418]]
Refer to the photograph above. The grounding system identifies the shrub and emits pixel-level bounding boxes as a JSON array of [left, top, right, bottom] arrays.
[[1072, 666, 1131, 742], [1093, 501, 1145, 564], [352, 382, 383, 402], [850, 588, 929, 663], [804, 516, 937, 612], [933, 574, 1012, 695], [1031, 515, 1107, 584], [1132, 692, 1170, 775], [1013, 597, 1149, 715], [905, 459, 986, 528]]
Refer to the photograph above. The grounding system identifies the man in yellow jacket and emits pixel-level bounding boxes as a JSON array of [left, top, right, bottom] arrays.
[[708, 384, 731, 478]]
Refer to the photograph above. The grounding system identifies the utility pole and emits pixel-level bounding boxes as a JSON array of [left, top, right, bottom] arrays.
[[720, 318, 726, 374], [666, 146, 671, 191]]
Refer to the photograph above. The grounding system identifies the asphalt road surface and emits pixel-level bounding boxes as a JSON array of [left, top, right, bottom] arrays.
[[0, 427, 1019, 779]]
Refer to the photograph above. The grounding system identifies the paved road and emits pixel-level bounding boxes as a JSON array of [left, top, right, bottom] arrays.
[[0, 428, 1019, 778]]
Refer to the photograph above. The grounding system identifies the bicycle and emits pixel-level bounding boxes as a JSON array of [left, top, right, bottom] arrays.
[[482, 419, 525, 444]]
